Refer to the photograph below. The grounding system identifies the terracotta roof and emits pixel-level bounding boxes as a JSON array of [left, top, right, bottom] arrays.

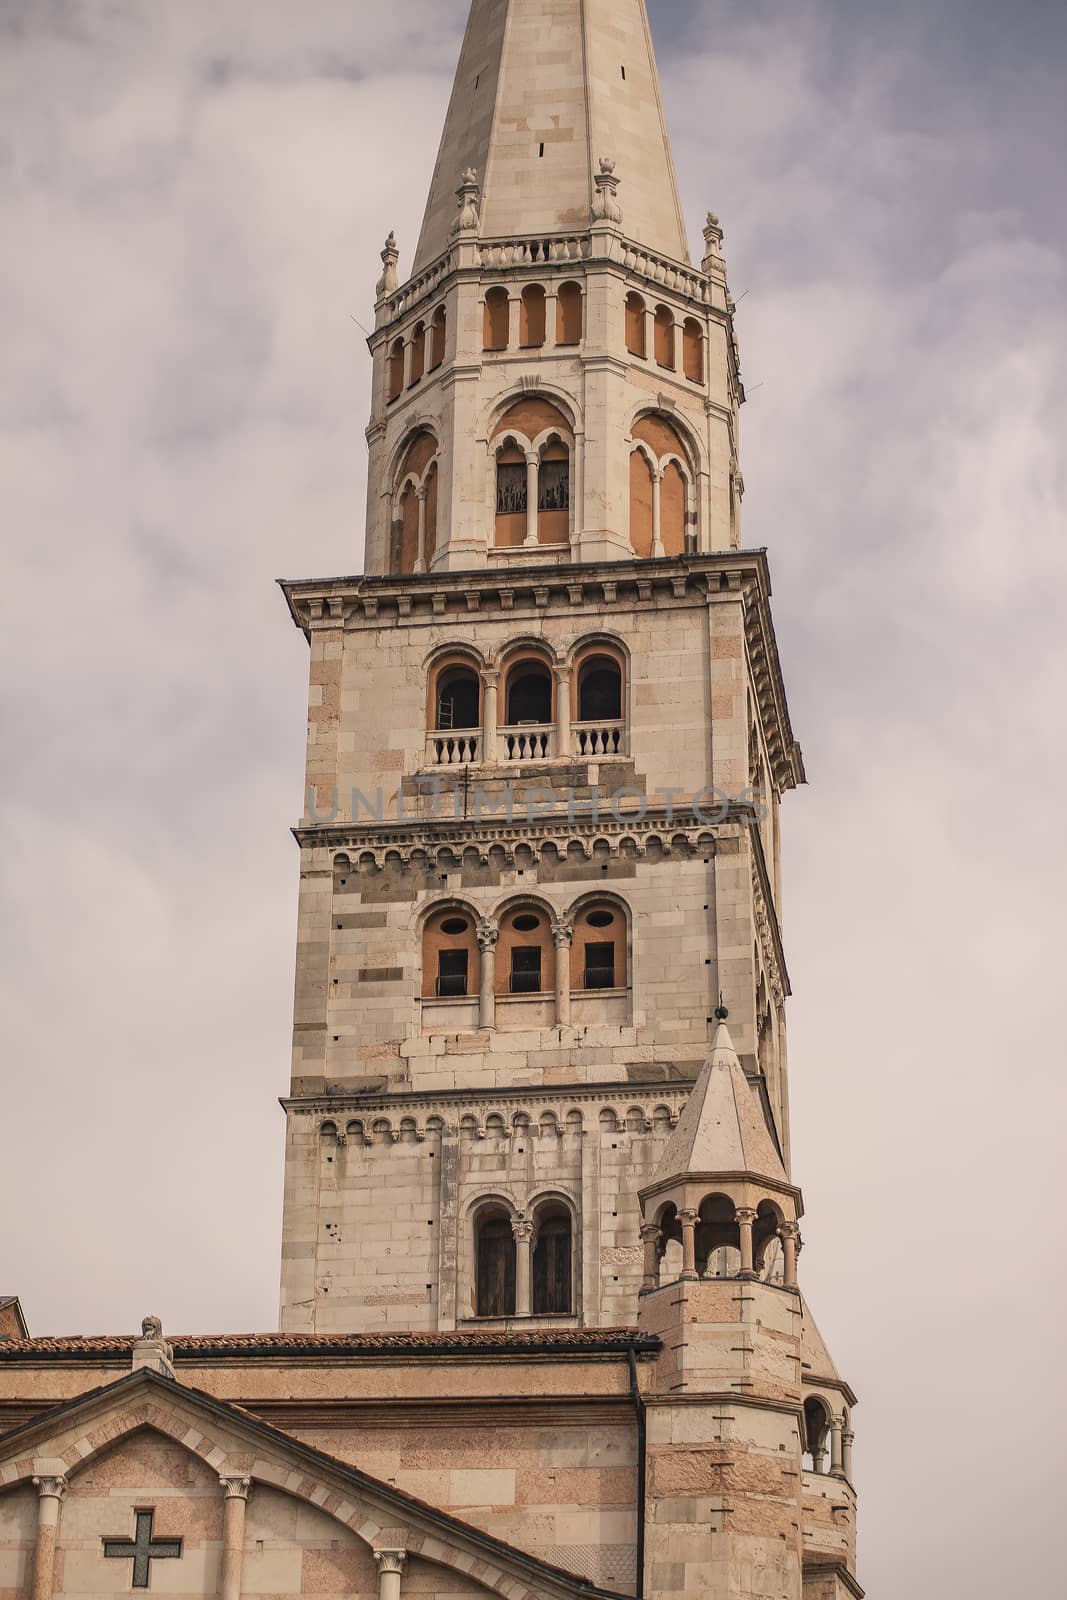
[[0, 1327, 658, 1360]]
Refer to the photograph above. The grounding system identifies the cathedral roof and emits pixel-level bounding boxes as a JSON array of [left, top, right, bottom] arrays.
[[647, 1015, 789, 1190], [413, 0, 690, 272], [0, 1327, 658, 1361]]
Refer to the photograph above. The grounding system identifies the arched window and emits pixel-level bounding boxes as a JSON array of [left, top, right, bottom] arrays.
[[557, 281, 583, 345], [409, 322, 425, 387], [430, 305, 446, 370], [494, 442, 528, 547], [520, 284, 547, 348], [387, 338, 405, 402], [695, 1194, 740, 1277], [683, 318, 704, 383], [571, 901, 626, 992], [629, 448, 655, 559], [625, 292, 647, 357], [422, 907, 480, 999], [505, 660, 554, 726], [497, 904, 554, 997], [484, 287, 510, 351], [661, 459, 687, 556], [577, 655, 623, 721], [804, 1397, 832, 1474], [537, 435, 570, 544], [435, 665, 481, 730], [475, 1206, 516, 1317], [533, 1202, 573, 1314], [654, 305, 676, 369]]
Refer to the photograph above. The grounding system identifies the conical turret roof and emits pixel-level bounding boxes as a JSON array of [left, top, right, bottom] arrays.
[[649, 1016, 788, 1190], [413, 0, 690, 272]]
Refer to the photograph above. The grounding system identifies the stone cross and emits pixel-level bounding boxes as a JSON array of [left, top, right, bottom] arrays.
[[103, 1509, 183, 1588]]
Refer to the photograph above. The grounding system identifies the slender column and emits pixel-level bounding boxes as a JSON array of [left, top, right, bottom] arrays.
[[414, 483, 428, 574], [545, 292, 558, 348], [651, 468, 664, 558], [423, 323, 435, 374], [843, 1428, 855, 1482], [219, 1476, 252, 1600], [31, 1476, 66, 1600], [671, 319, 681, 371], [830, 1418, 845, 1478], [554, 665, 572, 759], [524, 452, 540, 546], [482, 669, 499, 764], [779, 1222, 800, 1290], [640, 1223, 662, 1293], [736, 1207, 757, 1277], [679, 1208, 698, 1281], [553, 916, 574, 1027], [375, 1551, 407, 1600], [513, 1217, 534, 1316], [477, 922, 498, 1030], [402, 338, 414, 390], [508, 295, 521, 350], [644, 306, 655, 359]]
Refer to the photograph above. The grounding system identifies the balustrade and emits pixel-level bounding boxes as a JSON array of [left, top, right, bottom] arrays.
[[501, 725, 555, 762], [572, 720, 625, 758], [427, 731, 480, 766]]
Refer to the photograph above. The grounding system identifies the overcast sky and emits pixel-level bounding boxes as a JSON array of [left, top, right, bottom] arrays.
[[2, 1, 1066, 1595]]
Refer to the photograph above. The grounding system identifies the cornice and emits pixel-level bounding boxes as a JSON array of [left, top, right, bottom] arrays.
[[293, 808, 747, 859], [283, 1078, 697, 1122]]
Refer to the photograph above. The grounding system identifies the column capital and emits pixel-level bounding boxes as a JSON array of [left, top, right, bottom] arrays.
[[640, 1222, 663, 1245], [483, 667, 501, 688], [552, 915, 575, 948], [375, 1551, 407, 1577], [476, 918, 499, 952], [678, 1208, 699, 1226], [552, 662, 572, 682], [735, 1207, 758, 1225], [511, 1217, 534, 1244], [778, 1220, 800, 1240], [219, 1476, 252, 1502], [32, 1476, 67, 1502]]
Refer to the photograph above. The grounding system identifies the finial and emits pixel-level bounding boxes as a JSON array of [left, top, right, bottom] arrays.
[[375, 231, 400, 301], [451, 168, 481, 237], [703, 211, 726, 275], [715, 994, 729, 1021], [592, 155, 623, 226]]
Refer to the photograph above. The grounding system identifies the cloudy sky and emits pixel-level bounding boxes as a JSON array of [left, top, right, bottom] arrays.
[[2, 0, 1065, 1594]]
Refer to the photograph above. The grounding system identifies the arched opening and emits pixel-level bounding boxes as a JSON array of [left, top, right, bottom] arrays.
[[533, 1201, 573, 1314], [387, 338, 405, 403], [629, 449, 655, 559], [422, 907, 480, 999], [483, 287, 510, 351], [625, 292, 647, 357], [409, 321, 425, 386], [505, 660, 554, 727], [398, 481, 419, 576], [393, 430, 439, 574], [495, 442, 529, 547], [520, 284, 547, 348], [754, 1199, 784, 1275], [571, 900, 626, 992], [497, 903, 554, 997], [423, 461, 439, 568], [696, 1194, 740, 1277], [804, 1397, 832, 1474], [661, 459, 687, 556], [577, 655, 623, 721], [683, 318, 704, 383], [655, 1203, 683, 1287], [654, 305, 675, 369], [475, 1205, 516, 1317], [430, 305, 446, 370], [435, 665, 481, 731], [537, 435, 570, 543], [557, 281, 583, 345]]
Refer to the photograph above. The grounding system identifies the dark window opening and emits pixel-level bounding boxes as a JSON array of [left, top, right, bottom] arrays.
[[539, 142, 545, 157], [584, 942, 616, 989], [437, 948, 469, 998], [538, 458, 570, 512], [513, 913, 541, 933], [533, 1214, 573, 1314], [578, 662, 622, 721], [588, 909, 615, 930], [496, 462, 527, 515], [477, 1217, 516, 1316], [437, 668, 480, 730], [507, 666, 552, 725], [511, 945, 543, 994], [440, 916, 469, 936], [621, 65, 626, 80]]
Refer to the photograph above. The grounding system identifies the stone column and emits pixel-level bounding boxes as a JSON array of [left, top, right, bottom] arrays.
[[679, 1209, 698, 1281], [423, 323, 435, 374], [414, 483, 428, 574], [508, 295, 521, 350], [513, 1217, 534, 1316], [219, 1476, 252, 1600], [31, 1477, 66, 1600], [843, 1428, 855, 1482], [375, 1550, 407, 1600], [554, 665, 572, 758], [830, 1417, 845, 1477], [482, 669, 499, 764], [545, 291, 558, 348], [477, 922, 498, 1030], [640, 1223, 662, 1293], [524, 452, 540, 546], [651, 467, 664, 559], [553, 916, 573, 1027], [736, 1208, 757, 1278], [644, 306, 655, 360], [671, 319, 681, 372], [402, 338, 414, 390], [779, 1222, 800, 1290]]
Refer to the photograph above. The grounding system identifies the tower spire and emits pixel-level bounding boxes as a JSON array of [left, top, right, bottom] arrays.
[[413, 0, 690, 273]]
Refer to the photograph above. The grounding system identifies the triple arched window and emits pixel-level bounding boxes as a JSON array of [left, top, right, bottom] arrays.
[[386, 304, 447, 404], [482, 282, 584, 352]]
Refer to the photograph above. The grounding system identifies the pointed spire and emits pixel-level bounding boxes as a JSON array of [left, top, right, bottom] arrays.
[[414, 0, 690, 272], [650, 1009, 788, 1189]]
